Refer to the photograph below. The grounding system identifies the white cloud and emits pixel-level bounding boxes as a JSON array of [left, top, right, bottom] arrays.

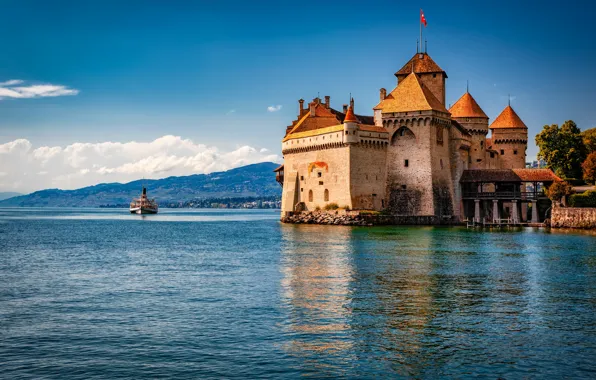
[[0, 135, 282, 193], [0, 79, 78, 100], [267, 105, 282, 112]]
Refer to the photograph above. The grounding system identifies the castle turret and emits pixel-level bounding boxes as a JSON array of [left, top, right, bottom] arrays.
[[449, 91, 489, 169], [343, 103, 359, 144], [489, 105, 528, 169]]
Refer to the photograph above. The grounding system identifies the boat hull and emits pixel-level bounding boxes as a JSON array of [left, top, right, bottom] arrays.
[[129, 207, 158, 215]]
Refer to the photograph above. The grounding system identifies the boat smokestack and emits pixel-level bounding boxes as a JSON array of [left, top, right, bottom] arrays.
[[142, 187, 146, 196]]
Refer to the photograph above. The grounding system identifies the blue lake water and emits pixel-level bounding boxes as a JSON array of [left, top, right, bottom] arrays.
[[1, 208, 595, 379]]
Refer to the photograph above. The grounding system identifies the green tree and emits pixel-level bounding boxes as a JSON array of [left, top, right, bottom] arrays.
[[582, 152, 596, 185], [582, 127, 596, 154], [535, 120, 587, 179], [547, 181, 574, 203]]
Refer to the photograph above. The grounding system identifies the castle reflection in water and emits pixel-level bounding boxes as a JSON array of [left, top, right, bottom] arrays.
[[277, 225, 575, 377]]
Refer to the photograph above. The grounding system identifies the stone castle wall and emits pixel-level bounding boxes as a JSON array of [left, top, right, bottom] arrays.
[[455, 117, 488, 169], [281, 146, 352, 213], [550, 207, 596, 229], [491, 128, 527, 169], [350, 144, 387, 210], [384, 115, 435, 216]]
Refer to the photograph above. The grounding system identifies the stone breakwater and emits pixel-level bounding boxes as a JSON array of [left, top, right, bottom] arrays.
[[281, 212, 372, 226], [281, 212, 452, 226], [550, 207, 596, 229]]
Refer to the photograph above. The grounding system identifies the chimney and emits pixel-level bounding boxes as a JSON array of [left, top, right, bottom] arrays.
[[343, 104, 348, 113], [310, 102, 316, 116], [298, 98, 304, 116], [380, 88, 387, 101], [350, 98, 354, 112], [324, 95, 330, 109]]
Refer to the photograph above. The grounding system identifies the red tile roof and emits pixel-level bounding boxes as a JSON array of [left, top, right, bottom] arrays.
[[343, 105, 358, 123], [490, 106, 527, 129], [359, 125, 387, 133], [512, 169, 562, 182], [460, 169, 561, 183], [449, 92, 488, 118], [378, 72, 448, 113], [395, 53, 446, 77]]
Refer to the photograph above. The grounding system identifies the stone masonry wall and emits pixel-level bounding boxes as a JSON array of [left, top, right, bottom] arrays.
[[491, 128, 527, 169], [350, 144, 387, 210], [550, 207, 596, 229], [281, 146, 352, 213], [385, 116, 434, 215]]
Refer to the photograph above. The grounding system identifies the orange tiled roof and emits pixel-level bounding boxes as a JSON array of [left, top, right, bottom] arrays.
[[379, 72, 448, 114], [460, 169, 561, 183], [512, 169, 562, 182], [343, 105, 358, 123], [449, 92, 488, 118], [359, 125, 387, 133], [490, 105, 527, 129], [395, 53, 446, 77], [485, 137, 492, 148]]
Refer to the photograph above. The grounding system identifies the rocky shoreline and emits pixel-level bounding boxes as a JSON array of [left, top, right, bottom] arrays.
[[281, 212, 373, 226]]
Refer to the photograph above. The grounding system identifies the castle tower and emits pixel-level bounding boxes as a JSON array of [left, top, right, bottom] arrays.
[[379, 72, 454, 218], [343, 103, 359, 144], [489, 105, 528, 169], [449, 91, 489, 169], [394, 52, 447, 106]]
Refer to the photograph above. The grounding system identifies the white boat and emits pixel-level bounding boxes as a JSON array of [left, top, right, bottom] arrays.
[[130, 187, 158, 214]]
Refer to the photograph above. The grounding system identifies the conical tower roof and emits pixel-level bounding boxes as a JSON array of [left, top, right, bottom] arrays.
[[449, 92, 488, 118], [489, 105, 527, 129], [343, 105, 358, 123]]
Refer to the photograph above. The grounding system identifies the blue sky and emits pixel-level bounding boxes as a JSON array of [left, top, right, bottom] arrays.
[[1, 0, 595, 191]]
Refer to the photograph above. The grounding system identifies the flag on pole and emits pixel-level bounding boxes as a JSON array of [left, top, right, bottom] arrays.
[[420, 9, 427, 27]]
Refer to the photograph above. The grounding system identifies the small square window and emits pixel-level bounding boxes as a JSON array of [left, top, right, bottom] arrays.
[[500, 150, 505, 155], [404, 159, 409, 167], [300, 188, 303, 192], [317, 172, 322, 178], [401, 185, 407, 190], [300, 176, 304, 181], [490, 153, 495, 158], [319, 181, 324, 185], [514, 150, 518, 155]]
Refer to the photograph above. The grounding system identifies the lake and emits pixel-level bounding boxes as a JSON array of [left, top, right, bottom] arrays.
[[0, 208, 595, 378]]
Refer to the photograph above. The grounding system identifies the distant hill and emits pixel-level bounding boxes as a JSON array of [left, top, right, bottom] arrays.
[[0, 192, 22, 201], [0, 162, 281, 207]]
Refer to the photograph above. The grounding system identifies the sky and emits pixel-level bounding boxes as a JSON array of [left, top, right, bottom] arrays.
[[1, 0, 595, 193]]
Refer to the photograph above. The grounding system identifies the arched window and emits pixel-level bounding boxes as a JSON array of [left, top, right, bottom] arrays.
[[324, 189, 329, 202], [308, 190, 313, 202], [391, 127, 415, 146]]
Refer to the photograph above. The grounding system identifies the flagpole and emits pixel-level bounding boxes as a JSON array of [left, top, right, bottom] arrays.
[[420, 9, 422, 54]]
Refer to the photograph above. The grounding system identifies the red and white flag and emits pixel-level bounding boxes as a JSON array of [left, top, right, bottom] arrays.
[[420, 9, 427, 27]]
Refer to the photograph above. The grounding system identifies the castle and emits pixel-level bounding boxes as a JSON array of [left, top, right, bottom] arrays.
[[276, 50, 559, 224]]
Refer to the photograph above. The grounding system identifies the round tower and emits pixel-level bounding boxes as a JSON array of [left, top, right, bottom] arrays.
[[343, 103, 359, 144], [489, 105, 528, 169], [449, 91, 489, 169]]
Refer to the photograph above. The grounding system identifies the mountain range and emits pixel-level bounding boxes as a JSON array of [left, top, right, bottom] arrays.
[[0, 162, 281, 207], [0, 192, 22, 201]]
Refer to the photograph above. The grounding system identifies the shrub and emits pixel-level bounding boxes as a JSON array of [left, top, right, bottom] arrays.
[[569, 190, 596, 207], [341, 205, 351, 211], [582, 152, 596, 185], [324, 202, 339, 211], [547, 181, 574, 203], [314, 205, 321, 211]]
